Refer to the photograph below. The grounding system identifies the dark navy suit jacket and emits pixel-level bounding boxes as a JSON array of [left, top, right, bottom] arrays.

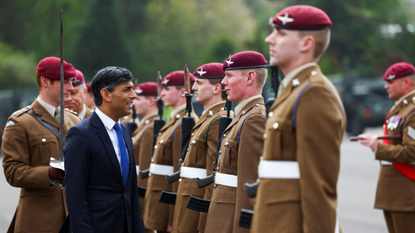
[[64, 111, 145, 233]]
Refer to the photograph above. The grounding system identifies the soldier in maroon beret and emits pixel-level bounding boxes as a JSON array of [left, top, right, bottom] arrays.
[[131, 82, 159, 233], [85, 81, 96, 110], [252, 5, 346, 233], [204, 52, 267, 233], [171, 63, 229, 233], [64, 69, 93, 120], [2, 56, 81, 233], [144, 70, 199, 233], [358, 62, 415, 233]]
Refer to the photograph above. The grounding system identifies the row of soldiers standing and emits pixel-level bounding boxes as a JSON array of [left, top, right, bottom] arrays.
[[3, 4, 414, 233], [133, 5, 346, 233]]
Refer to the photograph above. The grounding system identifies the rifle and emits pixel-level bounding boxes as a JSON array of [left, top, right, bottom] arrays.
[[186, 91, 233, 212], [196, 93, 232, 188], [138, 72, 165, 180], [265, 17, 281, 116], [350, 135, 402, 141], [49, 9, 65, 189], [244, 17, 281, 197], [160, 65, 195, 204], [165, 64, 195, 184]]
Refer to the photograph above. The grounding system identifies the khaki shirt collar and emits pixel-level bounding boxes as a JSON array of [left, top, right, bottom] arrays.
[[140, 112, 158, 124], [78, 104, 87, 120], [169, 104, 186, 119], [282, 62, 318, 88], [235, 95, 262, 116], [201, 101, 226, 117], [395, 89, 415, 106], [37, 96, 58, 117]]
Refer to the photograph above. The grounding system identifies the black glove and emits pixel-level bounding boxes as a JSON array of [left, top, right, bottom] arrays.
[[49, 167, 65, 181]]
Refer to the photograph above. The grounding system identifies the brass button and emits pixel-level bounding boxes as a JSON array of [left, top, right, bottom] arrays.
[[42, 138, 46, 142], [219, 150, 222, 154], [263, 134, 267, 139], [273, 122, 279, 129], [159, 132, 162, 136], [242, 110, 246, 114], [225, 142, 229, 146], [191, 140, 196, 144], [311, 71, 317, 76], [268, 112, 273, 117], [223, 134, 226, 138], [187, 148, 189, 151], [256, 104, 259, 107], [191, 133, 194, 136], [154, 145, 158, 149], [160, 139, 164, 144]]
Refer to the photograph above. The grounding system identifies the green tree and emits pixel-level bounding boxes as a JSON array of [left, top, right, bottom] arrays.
[[73, 0, 133, 80]]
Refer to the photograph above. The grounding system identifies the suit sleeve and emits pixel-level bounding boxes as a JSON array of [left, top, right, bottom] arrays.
[[296, 85, 343, 233], [233, 114, 266, 231], [64, 126, 94, 233], [2, 116, 50, 189], [376, 109, 415, 162]]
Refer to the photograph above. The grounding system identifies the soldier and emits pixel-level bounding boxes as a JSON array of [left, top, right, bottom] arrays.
[[204, 51, 267, 233], [358, 62, 415, 233], [251, 5, 346, 233], [171, 63, 227, 233], [64, 69, 93, 120], [144, 71, 199, 233], [85, 81, 96, 110], [2, 57, 81, 233], [131, 82, 159, 233]]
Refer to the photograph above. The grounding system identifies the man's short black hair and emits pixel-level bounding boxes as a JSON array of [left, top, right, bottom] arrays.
[[91, 66, 134, 107]]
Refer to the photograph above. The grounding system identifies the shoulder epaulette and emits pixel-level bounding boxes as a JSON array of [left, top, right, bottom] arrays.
[[65, 108, 79, 116], [12, 106, 32, 117]]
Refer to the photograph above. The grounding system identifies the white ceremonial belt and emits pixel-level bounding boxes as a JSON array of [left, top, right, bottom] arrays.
[[380, 160, 415, 166], [135, 165, 140, 174], [180, 166, 207, 179], [149, 163, 174, 176], [215, 172, 238, 188], [258, 160, 300, 179]]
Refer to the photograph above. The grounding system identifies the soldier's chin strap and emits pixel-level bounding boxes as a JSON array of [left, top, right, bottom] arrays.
[[383, 112, 415, 182]]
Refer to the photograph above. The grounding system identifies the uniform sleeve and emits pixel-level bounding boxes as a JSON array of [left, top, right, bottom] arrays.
[[296, 85, 343, 233], [198, 117, 220, 232], [2, 117, 51, 189], [64, 126, 94, 232], [233, 114, 266, 231], [376, 109, 415, 162]]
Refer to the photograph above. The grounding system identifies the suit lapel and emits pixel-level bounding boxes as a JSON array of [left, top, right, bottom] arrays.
[[91, 112, 123, 185]]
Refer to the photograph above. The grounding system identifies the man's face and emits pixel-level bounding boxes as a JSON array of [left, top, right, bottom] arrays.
[[64, 85, 86, 114], [161, 86, 182, 107], [132, 96, 151, 117], [265, 28, 302, 69], [48, 77, 74, 104], [222, 70, 246, 102], [385, 78, 406, 101], [108, 81, 137, 118], [192, 78, 214, 106]]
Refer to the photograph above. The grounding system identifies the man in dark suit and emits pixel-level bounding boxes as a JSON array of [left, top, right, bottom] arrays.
[[64, 66, 145, 233]]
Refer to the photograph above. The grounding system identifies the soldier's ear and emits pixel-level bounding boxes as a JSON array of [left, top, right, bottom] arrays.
[[300, 35, 315, 54], [101, 88, 112, 103], [246, 70, 256, 86], [212, 83, 222, 95]]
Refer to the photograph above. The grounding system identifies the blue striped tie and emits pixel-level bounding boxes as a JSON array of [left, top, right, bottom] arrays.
[[113, 123, 129, 186]]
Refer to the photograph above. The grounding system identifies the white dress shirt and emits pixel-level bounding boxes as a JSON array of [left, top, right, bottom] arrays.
[[95, 108, 129, 171]]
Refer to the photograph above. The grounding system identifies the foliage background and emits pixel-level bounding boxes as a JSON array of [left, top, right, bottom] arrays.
[[0, 0, 414, 90]]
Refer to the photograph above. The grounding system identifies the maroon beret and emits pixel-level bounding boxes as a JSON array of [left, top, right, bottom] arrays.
[[162, 70, 196, 86], [72, 69, 85, 87], [86, 82, 92, 92], [36, 56, 76, 80], [273, 5, 332, 30], [194, 62, 225, 79], [223, 51, 268, 71], [383, 62, 415, 81], [134, 82, 158, 96]]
